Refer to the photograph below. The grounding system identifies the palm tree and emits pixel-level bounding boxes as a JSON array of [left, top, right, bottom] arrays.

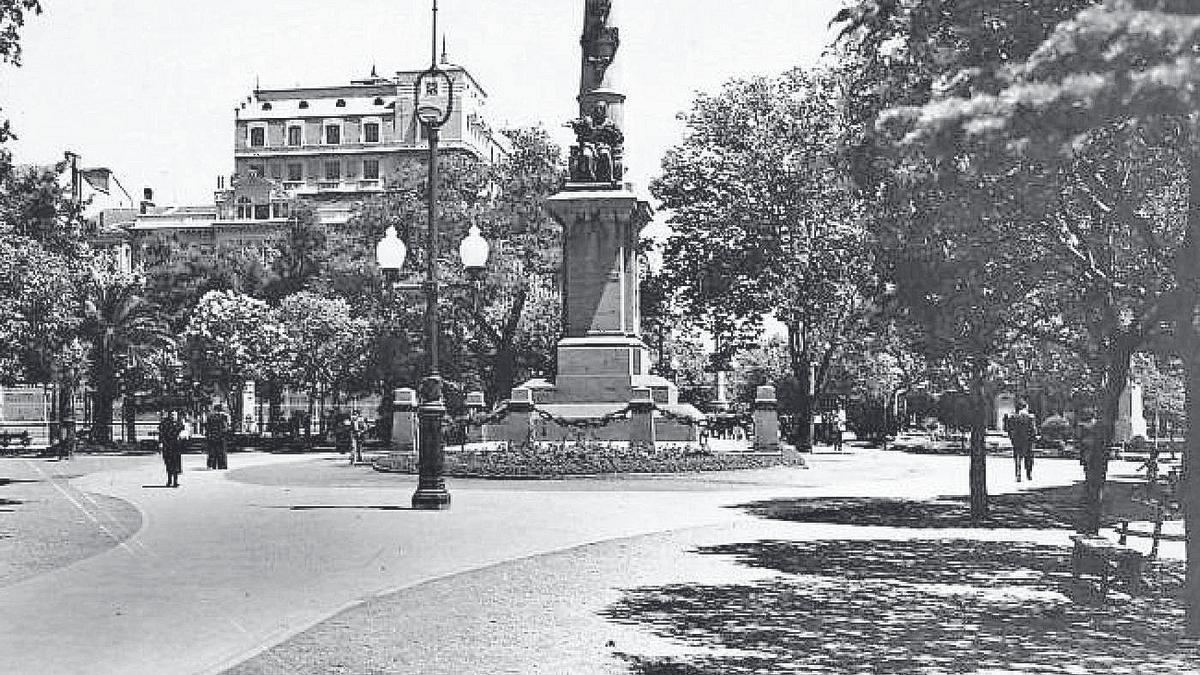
[[81, 277, 173, 444]]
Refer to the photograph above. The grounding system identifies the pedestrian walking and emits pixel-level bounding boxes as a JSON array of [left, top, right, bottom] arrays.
[[1003, 400, 1038, 482], [832, 417, 845, 453], [205, 403, 230, 470], [158, 410, 184, 487], [348, 409, 368, 465]]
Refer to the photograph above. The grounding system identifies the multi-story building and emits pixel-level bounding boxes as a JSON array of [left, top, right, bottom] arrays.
[[102, 61, 508, 262], [217, 62, 508, 226]]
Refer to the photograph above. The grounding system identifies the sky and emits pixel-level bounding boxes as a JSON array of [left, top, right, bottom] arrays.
[[1, 0, 843, 209]]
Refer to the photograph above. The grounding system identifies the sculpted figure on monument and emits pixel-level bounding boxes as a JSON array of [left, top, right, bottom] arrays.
[[568, 101, 624, 185]]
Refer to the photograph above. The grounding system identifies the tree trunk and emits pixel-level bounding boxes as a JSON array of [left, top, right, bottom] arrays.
[[1182, 148, 1200, 635], [1184, 350, 1200, 634], [123, 393, 137, 443], [490, 346, 517, 408], [91, 390, 115, 444], [1079, 348, 1131, 535], [968, 365, 989, 522], [59, 381, 76, 456]]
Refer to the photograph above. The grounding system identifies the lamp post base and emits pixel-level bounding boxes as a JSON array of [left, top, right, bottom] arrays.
[[412, 485, 451, 510]]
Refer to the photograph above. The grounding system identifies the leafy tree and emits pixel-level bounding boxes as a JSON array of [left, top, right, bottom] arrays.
[[141, 236, 275, 332], [653, 67, 874, 447], [0, 0, 40, 66], [834, 0, 1108, 519], [0, 236, 84, 383], [276, 292, 372, 410], [262, 205, 327, 302], [182, 290, 291, 429], [337, 127, 564, 406], [79, 273, 173, 444], [839, 0, 1200, 628]]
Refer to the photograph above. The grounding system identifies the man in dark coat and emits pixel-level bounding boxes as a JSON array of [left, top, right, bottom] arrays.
[[1004, 400, 1039, 482], [158, 410, 184, 487], [205, 404, 230, 470]]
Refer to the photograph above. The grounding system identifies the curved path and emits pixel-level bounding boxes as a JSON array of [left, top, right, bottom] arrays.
[[0, 449, 1104, 675]]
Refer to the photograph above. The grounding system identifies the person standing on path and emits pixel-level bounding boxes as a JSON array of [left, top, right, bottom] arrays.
[[348, 409, 367, 465], [1004, 400, 1038, 482], [205, 404, 230, 470], [158, 410, 184, 487]]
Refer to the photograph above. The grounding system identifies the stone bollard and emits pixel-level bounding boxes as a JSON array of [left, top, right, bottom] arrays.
[[465, 391, 486, 444], [753, 385, 781, 452], [501, 387, 534, 444], [629, 387, 656, 449], [391, 388, 418, 452]]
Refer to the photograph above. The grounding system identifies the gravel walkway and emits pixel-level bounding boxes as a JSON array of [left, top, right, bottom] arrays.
[[0, 456, 146, 588]]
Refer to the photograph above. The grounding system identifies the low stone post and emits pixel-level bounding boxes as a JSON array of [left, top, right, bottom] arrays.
[[753, 385, 780, 452], [505, 387, 534, 445], [391, 388, 418, 452], [629, 386, 656, 449], [465, 391, 486, 444]]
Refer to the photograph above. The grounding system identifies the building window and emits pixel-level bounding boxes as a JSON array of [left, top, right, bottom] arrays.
[[335, 99, 346, 107], [270, 164, 282, 180], [287, 125, 302, 146], [287, 163, 303, 182], [249, 126, 265, 147], [425, 80, 439, 96], [363, 122, 380, 143], [254, 204, 270, 220], [248, 164, 264, 177], [363, 159, 380, 180], [324, 161, 341, 181], [262, 102, 272, 111], [299, 100, 309, 109], [374, 97, 384, 105], [236, 197, 252, 219], [272, 203, 290, 219], [325, 123, 341, 145]]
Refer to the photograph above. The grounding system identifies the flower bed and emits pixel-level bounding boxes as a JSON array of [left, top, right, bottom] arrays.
[[373, 442, 804, 478]]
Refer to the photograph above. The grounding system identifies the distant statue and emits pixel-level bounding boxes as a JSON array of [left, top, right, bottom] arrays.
[[568, 101, 624, 184]]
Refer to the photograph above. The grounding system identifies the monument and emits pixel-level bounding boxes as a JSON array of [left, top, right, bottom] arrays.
[[486, 0, 703, 443]]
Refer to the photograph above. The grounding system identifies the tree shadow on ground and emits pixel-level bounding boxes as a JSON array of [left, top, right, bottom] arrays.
[[734, 481, 1155, 530], [605, 539, 1198, 675]]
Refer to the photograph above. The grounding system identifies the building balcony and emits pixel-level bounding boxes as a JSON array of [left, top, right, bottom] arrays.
[[284, 179, 387, 196]]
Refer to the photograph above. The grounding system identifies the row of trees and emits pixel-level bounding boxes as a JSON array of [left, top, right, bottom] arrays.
[[647, 0, 1197, 632]]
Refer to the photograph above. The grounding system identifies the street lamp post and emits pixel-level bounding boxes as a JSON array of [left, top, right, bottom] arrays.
[[375, 0, 490, 510]]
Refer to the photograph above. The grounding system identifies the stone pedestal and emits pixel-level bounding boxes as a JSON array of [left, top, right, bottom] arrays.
[[1115, 381, 1148, 443], [629, 387, 655, 447], [391, 388, 417, 452], [753, 386, 781, 452], [484, 387, 534, 445], [511, 187, 703, 443]]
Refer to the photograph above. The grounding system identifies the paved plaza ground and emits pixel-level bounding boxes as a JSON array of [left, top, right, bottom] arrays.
[[0, 446, 1195, 674]]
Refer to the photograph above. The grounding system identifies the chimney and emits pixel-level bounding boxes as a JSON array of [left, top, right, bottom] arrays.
[[140, 187, 155, 214]]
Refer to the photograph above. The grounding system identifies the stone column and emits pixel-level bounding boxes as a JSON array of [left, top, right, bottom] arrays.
[[465, 391, 485, 444], [391, 388, 418, 452], [629, 386, 655, 448], [753, 386, 781, 452]]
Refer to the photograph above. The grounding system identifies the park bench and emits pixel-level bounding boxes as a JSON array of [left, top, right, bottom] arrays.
[[1070, 534, 1143, 595]]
